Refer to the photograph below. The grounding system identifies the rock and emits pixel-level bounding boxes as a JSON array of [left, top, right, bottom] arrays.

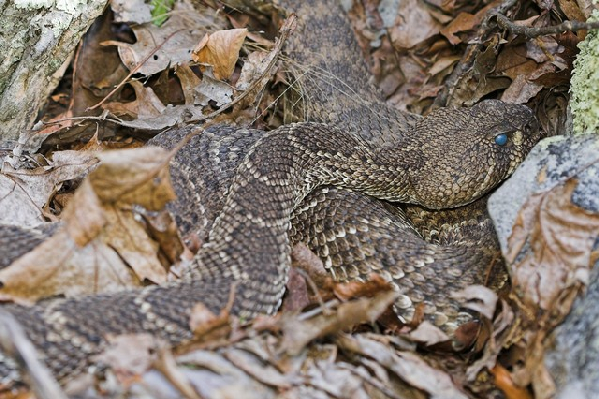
[[488, 134, 599, 398]]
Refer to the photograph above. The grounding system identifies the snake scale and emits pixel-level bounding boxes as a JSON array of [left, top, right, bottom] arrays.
[[0, 0, 540, 387]]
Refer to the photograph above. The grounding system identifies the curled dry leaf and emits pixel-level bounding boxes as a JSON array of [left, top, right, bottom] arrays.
[[439, 1, 500, 45], [103, 81, 166, 120], [0, 148, 181, 303], [192, 29, 248, 80], [467, 298, 515, 381]]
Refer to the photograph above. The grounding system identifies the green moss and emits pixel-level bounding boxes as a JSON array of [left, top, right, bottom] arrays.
[[570, 10, 599, 134]]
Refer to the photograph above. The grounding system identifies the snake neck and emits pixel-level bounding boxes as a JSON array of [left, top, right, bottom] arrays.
[[278, 0, 420, 147], [193, 122, 414, 316]]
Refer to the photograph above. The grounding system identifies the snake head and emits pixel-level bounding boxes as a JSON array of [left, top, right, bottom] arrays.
[[407, 100, 540, 209]]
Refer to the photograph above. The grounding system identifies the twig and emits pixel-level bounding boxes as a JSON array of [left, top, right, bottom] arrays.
[[495, 14, 599, 38], [186, 14, 297, 124], [434, 0, 518, 107], [153, 346, 203, 399], [87, 30, 184, 111], [0, 311, 68, 399]]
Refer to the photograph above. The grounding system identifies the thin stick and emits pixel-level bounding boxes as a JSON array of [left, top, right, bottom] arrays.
[[495, 14, 599, 38], [87, 30, 184, 111]]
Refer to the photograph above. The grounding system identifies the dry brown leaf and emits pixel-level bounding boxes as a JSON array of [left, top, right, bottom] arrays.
[[467, 299, 514, 381], [291, 243, 327, 283], [193, 68, 234, 106], [283, 267, 310, 312], [504, 177, 599, 399], [189, 302, 231, 339], [175, 63, 202, 105], [0, 148, 181, 303], [192, 29, 248, 80], [508, 178, 599, 312], [557, 0, 587, 22], [0, 231, 140, 305], [440, 1, 500, 45]]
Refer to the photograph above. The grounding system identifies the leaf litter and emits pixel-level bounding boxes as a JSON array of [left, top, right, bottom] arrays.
[[2, 0, 599, 397], [0, 148, 183, 303]]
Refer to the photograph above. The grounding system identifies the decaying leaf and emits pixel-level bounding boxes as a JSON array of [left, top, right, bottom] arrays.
[[408, 321, 450, 346], [283, 267, 310, 312], [330, 273, 394, 300], [192, 29, 248, 80], [493, 365, 534, 399], [189, 303, 232, 340], [0, 148, 182, 303]]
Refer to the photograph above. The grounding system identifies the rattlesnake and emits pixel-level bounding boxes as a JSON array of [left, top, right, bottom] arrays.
[[0, 0, 540, 387]]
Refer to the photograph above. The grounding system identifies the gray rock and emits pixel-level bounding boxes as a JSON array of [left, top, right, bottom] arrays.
[[488, 134, 599, 398]]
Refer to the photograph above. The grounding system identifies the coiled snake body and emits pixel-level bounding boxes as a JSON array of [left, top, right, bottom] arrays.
[[0, 0, 539, 386]]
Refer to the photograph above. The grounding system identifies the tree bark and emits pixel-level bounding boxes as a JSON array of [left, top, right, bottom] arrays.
[[0, 0, 107, 146]]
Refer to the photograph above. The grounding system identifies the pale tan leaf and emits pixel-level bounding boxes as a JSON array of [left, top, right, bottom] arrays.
[[93, 147, 176, 211], [192, 29, 248, 80]]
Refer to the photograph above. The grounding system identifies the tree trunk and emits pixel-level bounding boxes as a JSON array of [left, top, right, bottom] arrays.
[[0, 0, 106, 146]]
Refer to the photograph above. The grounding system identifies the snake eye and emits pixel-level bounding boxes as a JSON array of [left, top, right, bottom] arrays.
[[495, 133, 508, 146]]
